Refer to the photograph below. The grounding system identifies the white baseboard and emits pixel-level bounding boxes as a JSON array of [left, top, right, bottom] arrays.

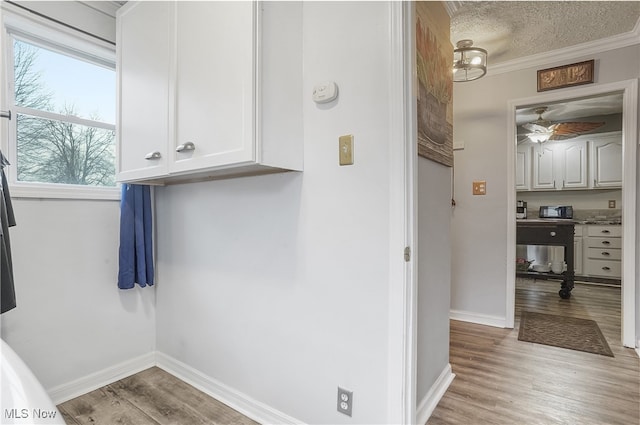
[[416, 364, 455, 425], [48, 352, 156, 405], [450, 309, 506, 328], [155, 352, 303, 425]]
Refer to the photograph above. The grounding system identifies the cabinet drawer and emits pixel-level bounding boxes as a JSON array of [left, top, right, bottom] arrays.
[[584, 259, 621, 278], [586, 247, 621, 260], [586, 237, 622, 249], [587, 225, 622, 237]]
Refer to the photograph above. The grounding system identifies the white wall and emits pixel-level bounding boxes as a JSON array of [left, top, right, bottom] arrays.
[[451, 44, 640, 324], [0, 199, 155, 391], [416, 158, 451, 403], [155, 2, 397, 424]]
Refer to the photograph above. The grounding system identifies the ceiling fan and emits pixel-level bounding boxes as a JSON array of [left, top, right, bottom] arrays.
[[522, 106, 605, 143]]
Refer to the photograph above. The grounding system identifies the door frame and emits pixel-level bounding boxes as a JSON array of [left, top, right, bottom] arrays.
[[505, 79, 638, 348], [387, 1, 417, 424]]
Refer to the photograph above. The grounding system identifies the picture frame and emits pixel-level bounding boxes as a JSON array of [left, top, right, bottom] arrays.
[[537, 60, 595, 92]]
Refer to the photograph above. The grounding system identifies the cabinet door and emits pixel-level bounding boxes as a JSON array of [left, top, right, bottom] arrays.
[[592, 137, 622, 188], [532, 145, 556, 189], [172, 1, 256, 175], [561, 141, 588, 189], [116, 1, 171, 182], [574, 236, 583, 275], [515, 145, 530, 191]]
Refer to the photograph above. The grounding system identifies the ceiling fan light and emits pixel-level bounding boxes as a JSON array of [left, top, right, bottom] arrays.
[[453, 39, 487, 82], [529, 132, 552, 143]]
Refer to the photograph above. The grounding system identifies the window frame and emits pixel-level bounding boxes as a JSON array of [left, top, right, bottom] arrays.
[[1, 5, 119, 200]]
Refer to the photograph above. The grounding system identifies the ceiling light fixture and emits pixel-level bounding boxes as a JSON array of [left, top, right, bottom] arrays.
[[453, 39, 487, 82]]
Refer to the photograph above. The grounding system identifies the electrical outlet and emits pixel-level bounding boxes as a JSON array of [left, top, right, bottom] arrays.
[[473, 180, 486, 195], [337, 387, 353, 417], [339, 135, 354, 166], [608, 200, 616, 208]]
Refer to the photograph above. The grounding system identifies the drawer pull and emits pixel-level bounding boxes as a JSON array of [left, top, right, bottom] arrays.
[[601, 252, 610, 256], [176, 142, 196, 152], [602, 241, 611, 245], [601, 230, 610, 234], [144, 151, 162, 160], [550, 231, 556, 237], [602, 266, 611, 271]]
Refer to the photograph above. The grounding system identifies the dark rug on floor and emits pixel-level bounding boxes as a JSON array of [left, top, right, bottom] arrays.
[[518, 311, 614, 357]]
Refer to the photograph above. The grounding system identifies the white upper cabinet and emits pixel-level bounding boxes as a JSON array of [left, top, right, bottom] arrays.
[[116, 1, 303, 184], [519, 132, 621, 191], [591, 133, 622, 188], [116, 1, 171, 182], [515, 145, 531, 191], [560, 140, 588, 189], [531, 144, 556, 190], [172, 1, 255, 175]]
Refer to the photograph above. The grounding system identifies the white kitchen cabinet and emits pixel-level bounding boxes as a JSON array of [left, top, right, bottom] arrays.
[[591, 133, 622, 188], [116, 1, 171, 182], [515, 145, 531, 191], [531, 145, 556, 190], [573, 224, 583, 275], [530, 141, 587, 190], [583, 225, 622, 279], [560, 141, 588, 189], [116, 1, 303, 184]]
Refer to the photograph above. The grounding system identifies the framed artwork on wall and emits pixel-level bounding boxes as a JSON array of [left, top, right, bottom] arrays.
[[415, 2, 453, 167]]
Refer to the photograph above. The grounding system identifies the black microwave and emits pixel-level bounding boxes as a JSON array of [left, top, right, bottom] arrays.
[[539, 205, 573, 219]]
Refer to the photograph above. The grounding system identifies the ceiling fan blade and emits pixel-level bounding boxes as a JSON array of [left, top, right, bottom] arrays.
[[550, 121, 605, 136]]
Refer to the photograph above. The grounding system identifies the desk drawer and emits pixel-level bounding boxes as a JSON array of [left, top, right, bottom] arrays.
[[587, 247, 622, 260]]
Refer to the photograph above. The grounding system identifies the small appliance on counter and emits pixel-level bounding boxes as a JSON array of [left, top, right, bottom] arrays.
[[539, 205, 573, 219], [516, 200, 527, 219]]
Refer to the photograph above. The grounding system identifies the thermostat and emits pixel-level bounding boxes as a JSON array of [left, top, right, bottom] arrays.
[[312, 81, 338, 103]]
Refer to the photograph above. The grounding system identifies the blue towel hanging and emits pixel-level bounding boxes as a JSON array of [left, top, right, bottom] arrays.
[[118, 184, 154, 289]]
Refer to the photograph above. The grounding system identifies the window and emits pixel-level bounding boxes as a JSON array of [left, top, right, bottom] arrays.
[[2, 9, 118, 199]]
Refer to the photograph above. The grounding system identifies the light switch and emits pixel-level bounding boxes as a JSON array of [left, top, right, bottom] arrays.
[[473, 180, 486, 195], [608, 200, 616, 208], [339, 135, 354, 166]]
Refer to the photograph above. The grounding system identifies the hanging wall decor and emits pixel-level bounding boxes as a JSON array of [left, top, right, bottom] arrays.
[[416, 1, 453, 167], [537, 60, 595, 92]]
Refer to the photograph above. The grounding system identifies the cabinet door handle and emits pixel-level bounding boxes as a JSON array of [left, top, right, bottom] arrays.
[[176, 142, 196, 152], [144, 151, 162, 160], [602, 241, 611, 245], [601, 230, 610, 234], [602, 266, 611, 271], [601, 252, 610, 256]]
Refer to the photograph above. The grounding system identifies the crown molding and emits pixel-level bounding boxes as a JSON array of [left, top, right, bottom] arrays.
[[488, 17, 640, 76]]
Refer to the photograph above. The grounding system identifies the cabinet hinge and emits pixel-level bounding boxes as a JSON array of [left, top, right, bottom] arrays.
[[404, 246, 411, 262]]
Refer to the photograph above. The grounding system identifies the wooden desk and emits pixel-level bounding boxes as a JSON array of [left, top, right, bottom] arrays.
[[516, 219, 575, 299]]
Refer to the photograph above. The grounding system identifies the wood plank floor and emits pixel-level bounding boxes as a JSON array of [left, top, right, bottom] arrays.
[[427, 278, 640, 425], [58, 367, 258, 425]]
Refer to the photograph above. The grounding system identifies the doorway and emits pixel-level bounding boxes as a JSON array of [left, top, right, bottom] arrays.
[[505, 79, 638, 348]]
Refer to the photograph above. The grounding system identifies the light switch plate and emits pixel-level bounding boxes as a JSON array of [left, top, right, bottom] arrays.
[[473, 180, 486, 195], [339, 135, 354, 166], [608, 200, 616, 208]]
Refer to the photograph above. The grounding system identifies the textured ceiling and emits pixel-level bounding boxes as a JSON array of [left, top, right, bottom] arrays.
[[450, 1, 640, 65]]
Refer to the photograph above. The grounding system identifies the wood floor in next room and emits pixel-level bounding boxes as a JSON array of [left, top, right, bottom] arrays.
[[58, 367, 258, 425], [428, 278, 640, 425]]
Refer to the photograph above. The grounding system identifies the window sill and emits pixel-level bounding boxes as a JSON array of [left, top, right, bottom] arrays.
[[9, 183, 120, 201]]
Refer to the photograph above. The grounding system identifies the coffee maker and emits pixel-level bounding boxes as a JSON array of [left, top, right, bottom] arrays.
[[516, 200, 527, 219]]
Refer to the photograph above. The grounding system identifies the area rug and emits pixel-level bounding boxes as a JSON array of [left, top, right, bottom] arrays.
[[518, 311, 614, 357]]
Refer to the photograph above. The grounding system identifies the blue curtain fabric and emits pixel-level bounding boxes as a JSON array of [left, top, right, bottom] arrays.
[[118, 184, 154, 289]]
